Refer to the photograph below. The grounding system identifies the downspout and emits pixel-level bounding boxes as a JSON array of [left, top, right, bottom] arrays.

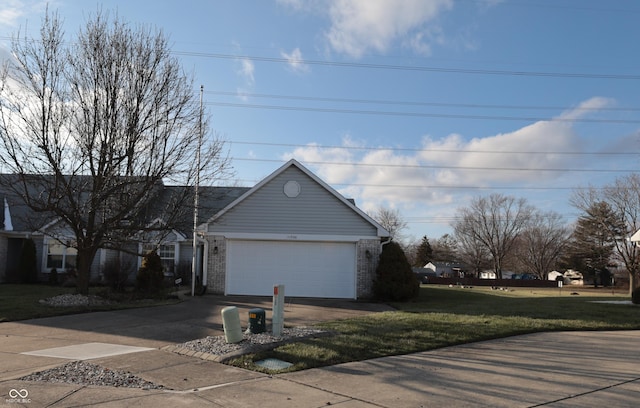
[[380, 236, 392, 252], [197, 232, 208, 293]]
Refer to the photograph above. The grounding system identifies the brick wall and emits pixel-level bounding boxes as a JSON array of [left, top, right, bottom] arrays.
[[206, 236, 226, 294], [356, 239, 381, 299]]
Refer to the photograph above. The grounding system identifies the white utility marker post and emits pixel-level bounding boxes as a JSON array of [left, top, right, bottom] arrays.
[[272, 284, 285, 336]]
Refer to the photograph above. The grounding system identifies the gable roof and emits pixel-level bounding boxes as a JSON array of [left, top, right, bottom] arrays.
[[207, 159, 390, 237], [0, 161, 389, 239], [0, 174, 250, 237]]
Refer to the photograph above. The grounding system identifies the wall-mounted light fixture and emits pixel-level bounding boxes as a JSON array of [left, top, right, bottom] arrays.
[[365, 249, 371, 259], [213, 246, 219, 255]]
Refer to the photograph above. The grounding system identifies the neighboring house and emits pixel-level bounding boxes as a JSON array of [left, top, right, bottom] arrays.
[[424, 261, 464, 278], [479, 270, 496, 279], [0, 159, 390, 299], [548, 270, 564, 281], [563, 269, 584, 286]]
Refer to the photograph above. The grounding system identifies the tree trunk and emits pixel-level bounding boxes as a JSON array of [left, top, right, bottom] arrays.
[[629, 270, 638, 297], [75, 249, 97, 295]]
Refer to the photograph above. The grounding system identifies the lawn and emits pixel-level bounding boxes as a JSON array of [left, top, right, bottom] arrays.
[[0, 284, 181, 322], [3, 283, 637, 374], [226, 285, 640, 373]]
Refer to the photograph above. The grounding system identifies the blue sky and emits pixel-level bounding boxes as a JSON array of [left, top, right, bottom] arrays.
[[1, 0, 639, 244]]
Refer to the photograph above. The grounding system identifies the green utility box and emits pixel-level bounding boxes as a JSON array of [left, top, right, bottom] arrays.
[[248, 308, 266, 334]]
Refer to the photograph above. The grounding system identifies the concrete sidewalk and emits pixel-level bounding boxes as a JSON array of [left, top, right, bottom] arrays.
[[1, 295, 639, 407]]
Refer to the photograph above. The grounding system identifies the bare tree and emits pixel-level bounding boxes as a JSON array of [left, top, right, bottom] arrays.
[[0, 10, 230, 293], [572, 175, 640, 294], [430, 233, 459, 262], [453, 194, 534, 279], [514, 210, 569, 279], [372, 207, 408, 243], [454, 221, 491, 277]]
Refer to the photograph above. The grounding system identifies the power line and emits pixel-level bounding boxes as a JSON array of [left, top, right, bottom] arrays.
[[174, 51, 640, 80], [229, 141, 640, 156], [208, 90, 640, 113], [231, 157, 640, 173], [232, 178, 597, 191], [460, 0, 640, 15], [208, 102, 640, 124]]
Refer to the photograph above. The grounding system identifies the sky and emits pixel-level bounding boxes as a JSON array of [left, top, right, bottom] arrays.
[[1, 0, 639, 244]]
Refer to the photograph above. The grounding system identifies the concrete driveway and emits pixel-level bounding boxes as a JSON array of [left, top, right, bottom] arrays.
[[1, 294, 639, 407]]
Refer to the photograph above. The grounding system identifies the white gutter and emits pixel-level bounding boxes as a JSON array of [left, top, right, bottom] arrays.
[[196, 233, 209, 290], [380, 236, 392, 252]]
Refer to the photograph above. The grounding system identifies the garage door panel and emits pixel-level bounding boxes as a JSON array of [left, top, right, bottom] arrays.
[[226, 240, 356, 298]]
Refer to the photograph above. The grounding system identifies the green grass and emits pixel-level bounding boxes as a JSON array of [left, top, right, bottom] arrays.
[[0, 284, 180, 322], [227, 285, 640, 373]]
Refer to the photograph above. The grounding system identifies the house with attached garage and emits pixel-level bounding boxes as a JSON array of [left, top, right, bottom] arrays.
[[202, 159, 390, 299], [0, 159, 390, 299]]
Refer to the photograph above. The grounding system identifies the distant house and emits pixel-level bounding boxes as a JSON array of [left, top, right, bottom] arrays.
[[548, 271, 564, 281], [424, 261, 464, 278], [630, 229, 640, 244], [0, 160, 390, 299], [479, 270, 516, 279], [563, 269, 584, 286], [479, 270, 496, 279]]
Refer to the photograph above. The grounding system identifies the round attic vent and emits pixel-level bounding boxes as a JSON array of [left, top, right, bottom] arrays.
[[283, 180, 300, 198]]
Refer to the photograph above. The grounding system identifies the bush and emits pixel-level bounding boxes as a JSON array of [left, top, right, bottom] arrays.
[[632, 286, 640, 305], [48, 268, 58, 285], [103, 258, 135, 292], [373, 241, 420, 301], [135, 251, 164, 295]]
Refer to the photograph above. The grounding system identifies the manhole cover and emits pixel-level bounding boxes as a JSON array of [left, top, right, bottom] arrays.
[[255, 358, 293, 371]]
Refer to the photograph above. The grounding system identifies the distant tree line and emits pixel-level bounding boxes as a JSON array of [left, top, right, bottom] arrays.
[[382, 174, 640, 296]]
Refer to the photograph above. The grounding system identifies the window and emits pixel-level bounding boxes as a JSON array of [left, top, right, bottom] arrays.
[[142, 243, 176, 274], [46, 240, 77, 271]]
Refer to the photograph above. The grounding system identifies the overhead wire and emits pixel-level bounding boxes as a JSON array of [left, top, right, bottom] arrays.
[[227, 140, 640, 156], [231, 157, 639, 173], [206, 90, 640, 113], [174, 51, 640, 80], [207, 101, 640, 124]]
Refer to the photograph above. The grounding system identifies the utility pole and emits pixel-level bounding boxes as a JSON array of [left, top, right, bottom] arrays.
[[191, 85, 203, 296]]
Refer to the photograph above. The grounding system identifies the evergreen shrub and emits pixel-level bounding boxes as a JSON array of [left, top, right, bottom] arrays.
[[373, 241, 420, 301], [135, 251, 164, 295]]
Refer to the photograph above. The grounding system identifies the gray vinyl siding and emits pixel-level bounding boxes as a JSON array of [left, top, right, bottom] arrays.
[[209, 166, 377, 236], [178, 242, 193, 267]]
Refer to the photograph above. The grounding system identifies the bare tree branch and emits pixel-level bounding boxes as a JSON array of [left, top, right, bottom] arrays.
[[453, 193, 534, 279], [0, 9, 232, 293]]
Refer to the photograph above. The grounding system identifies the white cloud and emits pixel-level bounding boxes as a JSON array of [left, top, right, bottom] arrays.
[[556, 96, 615, 122], [281, 47, 310, 74], [325, 0, 453, 58], [283, 98, 617, 236], [238, 58, 255, 85], [0, 0, 26, 28], [0, 0, 50, 30], [234, 58, 256, 99]]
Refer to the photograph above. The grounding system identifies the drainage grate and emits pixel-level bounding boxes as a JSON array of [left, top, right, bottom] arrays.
[[255, 358, 293, 371]]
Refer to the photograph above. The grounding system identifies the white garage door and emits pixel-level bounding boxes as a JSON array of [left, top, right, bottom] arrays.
[[226, 240, 356, 298]]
